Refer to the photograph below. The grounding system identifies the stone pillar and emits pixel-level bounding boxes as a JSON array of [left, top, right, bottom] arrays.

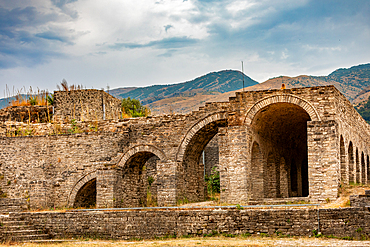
[[279, 157, 289, 198], [219, 126, 249, 204], [96, 169, 115, 208], [307, 120, 339, 203], [156, 160, 177, 206]]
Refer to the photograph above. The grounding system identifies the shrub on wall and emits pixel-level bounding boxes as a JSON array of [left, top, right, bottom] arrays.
[[121, 97, 151, 117]]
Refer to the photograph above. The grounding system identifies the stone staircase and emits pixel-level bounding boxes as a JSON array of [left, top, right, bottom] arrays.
[[0, 213, 50, 242], [0, 198, 28, 215]]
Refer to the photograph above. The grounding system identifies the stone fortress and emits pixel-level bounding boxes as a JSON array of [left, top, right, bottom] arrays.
[[0, 85, 369, 210]]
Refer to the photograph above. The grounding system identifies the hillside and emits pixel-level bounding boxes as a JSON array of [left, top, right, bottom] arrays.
[[149, 63, 370, 114], [108, 87, 137, 98], [113, 70, 258, 105], [353, 85, 370, 105]]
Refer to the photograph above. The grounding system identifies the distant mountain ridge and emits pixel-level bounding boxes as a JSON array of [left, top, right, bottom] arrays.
[[146, 63, 370, 114], [2, 63, 370, 117], [109, 70, 258, 105]]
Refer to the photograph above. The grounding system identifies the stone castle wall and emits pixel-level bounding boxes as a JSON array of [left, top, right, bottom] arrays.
[[1, 86, 370, 209], [54, 89, 121, 121]]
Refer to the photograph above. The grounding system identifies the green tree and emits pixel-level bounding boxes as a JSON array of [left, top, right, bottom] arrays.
[[121, 97, 150, 117], [205, 167, 220, 195]]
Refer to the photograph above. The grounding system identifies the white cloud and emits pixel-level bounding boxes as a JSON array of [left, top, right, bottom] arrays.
[[0, 0, 370, 97]]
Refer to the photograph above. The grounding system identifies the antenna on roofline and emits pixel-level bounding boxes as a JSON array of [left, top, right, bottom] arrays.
[[241, 61, 245, 92]]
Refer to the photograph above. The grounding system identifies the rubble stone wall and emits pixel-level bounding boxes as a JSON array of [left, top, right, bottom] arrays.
[[13, 207, 370, 239], [54, 90, 121, 121]]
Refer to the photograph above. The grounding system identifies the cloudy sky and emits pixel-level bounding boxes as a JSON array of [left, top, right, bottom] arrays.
[[0, 0, 369, 97]]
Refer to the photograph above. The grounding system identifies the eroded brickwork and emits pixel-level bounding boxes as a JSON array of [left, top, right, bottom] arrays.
[[54, 89, 121, 121]]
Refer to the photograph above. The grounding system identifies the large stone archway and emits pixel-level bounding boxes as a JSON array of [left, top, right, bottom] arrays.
[[116, 144, 167, 207], [249, 102, 311, 199], [176, 112, 228, 202]]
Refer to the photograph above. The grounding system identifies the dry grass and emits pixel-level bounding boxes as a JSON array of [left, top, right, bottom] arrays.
[[6, 86, 50, 107], [321, 183, 370, 209], [4, 236, 370, 247]]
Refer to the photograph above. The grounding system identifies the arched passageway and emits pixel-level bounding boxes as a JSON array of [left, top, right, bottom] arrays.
[[356, 148, 360, 183], [116, 151, 159, 207], [362, 152, 366, 184], [348, 142, 354, 183], [340, 136, 347, 184], [74, 178, 96, 208], [367, 155, 370, 184], [250, 102, 310, 199], [177, 116, 227, 202]]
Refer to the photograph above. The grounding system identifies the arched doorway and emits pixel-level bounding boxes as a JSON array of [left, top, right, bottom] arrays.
[[340, 135, 347, 184], [74, 178, 96, 208], [177, 113, 228, 203], [250, 102, 310, 198], [361, 152, 365, 184], [356, 148, 360, 183], [348, 142, 354, 183], [367, 155, 370, 184], [117, 145, 166, 208]]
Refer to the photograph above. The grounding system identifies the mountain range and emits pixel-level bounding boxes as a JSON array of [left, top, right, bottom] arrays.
[[1, 63, 370, 115], [138, 63, 370, 114]]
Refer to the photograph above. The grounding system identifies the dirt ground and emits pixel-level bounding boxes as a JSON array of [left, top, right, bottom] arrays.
[[3, 236, 370, 247]]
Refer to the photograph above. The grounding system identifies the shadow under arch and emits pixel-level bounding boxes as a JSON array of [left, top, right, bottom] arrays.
[[249, 101, 311, 198], [68, 170, 98, 208], [118, 144, 167, 168], [116, 144, 167, 207], [176, 112, 228, 202], [243, 94, 320, 125]]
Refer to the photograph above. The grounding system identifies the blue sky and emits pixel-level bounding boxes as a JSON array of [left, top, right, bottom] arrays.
[[0, 0, 369, 97]]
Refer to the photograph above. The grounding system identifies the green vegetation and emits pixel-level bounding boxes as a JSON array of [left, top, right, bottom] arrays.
[[205, 167, 220, 196], [355, 96, 370, 123], [146, 176, 157, 207], [121, 97, 151, 117], [47, 93, 54, 105]]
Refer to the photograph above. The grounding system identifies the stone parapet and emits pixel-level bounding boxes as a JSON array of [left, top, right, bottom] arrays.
[[7, 207, 370, 240]]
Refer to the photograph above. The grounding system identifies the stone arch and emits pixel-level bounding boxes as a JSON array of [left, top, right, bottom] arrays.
[[118, 144, 167, 168], [68, 170, 97, 207], [243, 94, 320, 125], [176, 112, 228, 202], [361, 152, 366, 184], [249, 101, 310, 198], [176, 112, 228, 162], [348, 142, 355, 183], [367, 155, 370, 184], [356, 148, 360, 183], [116, 144, 166, 207], [340, 135, 347, 184]]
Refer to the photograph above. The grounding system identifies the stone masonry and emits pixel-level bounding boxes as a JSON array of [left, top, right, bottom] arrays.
[[1, 85, 370, 209], [3, 207, 370, 240], [53, 89, 121, 121]]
